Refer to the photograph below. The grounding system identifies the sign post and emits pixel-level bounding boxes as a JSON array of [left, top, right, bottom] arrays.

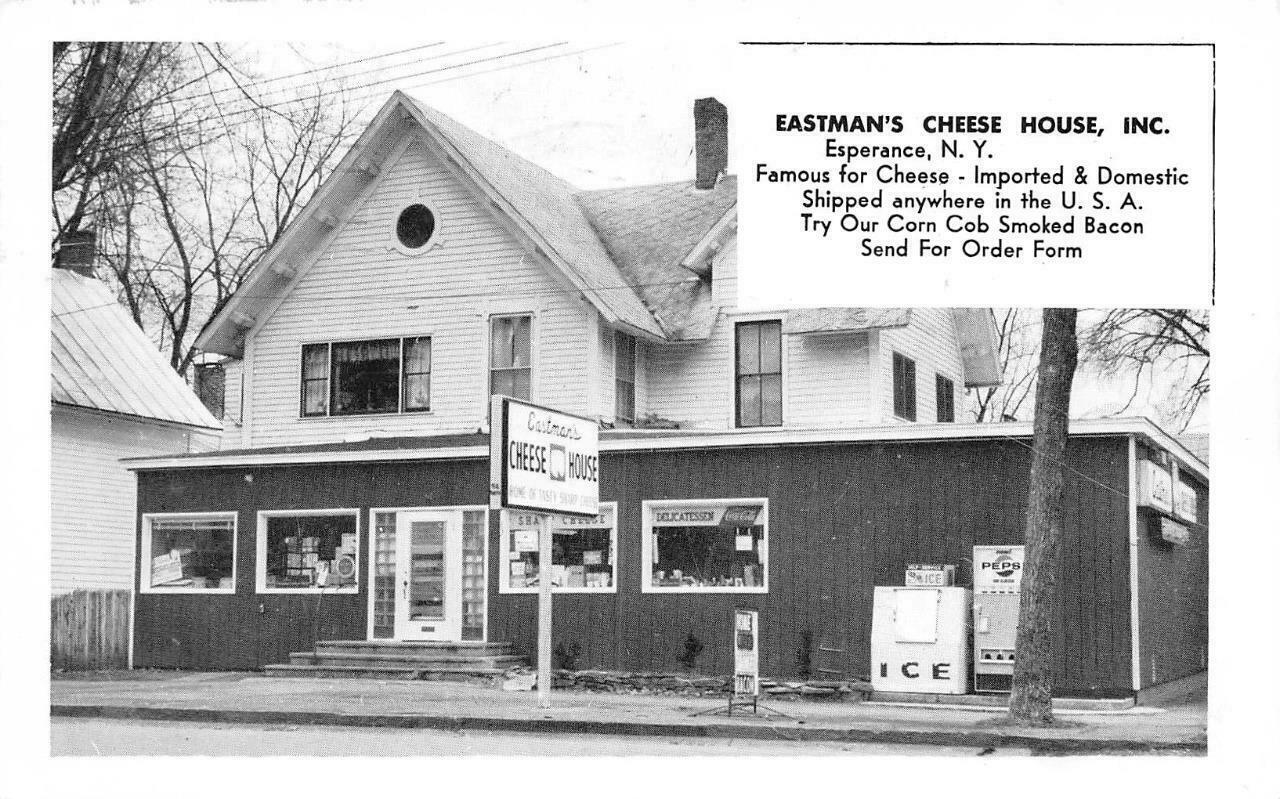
[[490, 396, 599, 709], [537, 512, 553, 708]]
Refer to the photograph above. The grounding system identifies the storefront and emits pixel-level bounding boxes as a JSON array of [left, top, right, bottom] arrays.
[[128, 420, 1207, 699]]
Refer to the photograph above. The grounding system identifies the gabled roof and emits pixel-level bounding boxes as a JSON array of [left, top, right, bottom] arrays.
[[407, 98, 666, 339], [577, 178, 738, 340], [199, 92, 712, 355], [51, 269, 221, 430]]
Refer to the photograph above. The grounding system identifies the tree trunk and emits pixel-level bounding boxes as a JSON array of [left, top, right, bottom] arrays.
[[1009, 308, 1078, 725]]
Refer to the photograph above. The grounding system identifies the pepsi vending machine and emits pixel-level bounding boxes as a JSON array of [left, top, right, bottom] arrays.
[[972, 545, 1025, 693]]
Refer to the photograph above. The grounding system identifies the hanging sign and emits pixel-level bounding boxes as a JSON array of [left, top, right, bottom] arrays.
[[1174, 481, 1200, 524], [1159, 517, 1191, 546], [1137, 460, 1174, 513], [973, 545, 1025, 593], [490, 396, 599, 517]]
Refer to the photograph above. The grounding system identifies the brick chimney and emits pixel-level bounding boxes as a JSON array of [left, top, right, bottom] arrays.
[[694, 97, 728, 190], [55, 228, 96, 278]]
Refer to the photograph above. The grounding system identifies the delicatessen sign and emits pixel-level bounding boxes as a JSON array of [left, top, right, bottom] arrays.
[[490, 397, 599, 517]]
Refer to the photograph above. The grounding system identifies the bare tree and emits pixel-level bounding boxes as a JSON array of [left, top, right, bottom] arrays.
[[1080, 309, 1209, 431], [1009, 308, 1078, 725], [55, 41, 359, 377], [970, 308, 1040, 423], [52, 42, 183, 246]]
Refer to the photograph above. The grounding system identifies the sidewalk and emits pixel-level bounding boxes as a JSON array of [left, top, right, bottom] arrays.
[[50, 672, 1207, 754]]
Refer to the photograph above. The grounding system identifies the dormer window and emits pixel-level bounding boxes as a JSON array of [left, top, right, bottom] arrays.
[[394, 204, 436, 252]]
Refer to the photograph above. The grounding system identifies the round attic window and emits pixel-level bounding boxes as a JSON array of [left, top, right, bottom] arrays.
[[395, 204, 436, 250]]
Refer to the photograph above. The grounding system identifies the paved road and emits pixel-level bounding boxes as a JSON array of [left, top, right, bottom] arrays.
[[52, 718, 1029, 756]]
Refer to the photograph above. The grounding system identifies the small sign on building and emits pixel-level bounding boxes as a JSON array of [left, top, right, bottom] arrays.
[[905, 563, 956, 587], [1174, 481, 1200, 524], [1159, 517, 1191, 546], [973, 546, 1025, 593], [734, 608, 760, 698], [1137, 460, 1174, 513]]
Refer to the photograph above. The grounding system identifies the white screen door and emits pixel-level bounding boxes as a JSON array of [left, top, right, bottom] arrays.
[[394, 510, 463, 641]]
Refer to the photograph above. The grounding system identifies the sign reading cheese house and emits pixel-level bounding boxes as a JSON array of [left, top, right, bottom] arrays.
[[490, 396, 599, 518]]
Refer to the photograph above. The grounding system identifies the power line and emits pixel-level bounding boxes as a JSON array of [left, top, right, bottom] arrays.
[[158, 42, 453, 108], [73, 42, 582, 168], [62, 42, 621, 223], [154, 42, 512, 121]]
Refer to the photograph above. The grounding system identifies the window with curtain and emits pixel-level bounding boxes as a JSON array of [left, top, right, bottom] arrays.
[[300, 337, 431, 417], [489, 315, 532, 401], [614, 331, 636, 423], [402, 336, 432, 412], [735, 320, 783, 427]]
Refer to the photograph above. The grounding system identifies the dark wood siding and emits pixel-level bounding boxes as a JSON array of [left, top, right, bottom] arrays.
[[1136, 461, 1209, 689], [135, 436, 1136, 697], [134, 460, 489, 670]]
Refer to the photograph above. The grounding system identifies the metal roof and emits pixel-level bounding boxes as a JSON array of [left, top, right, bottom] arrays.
[[51, 269, 222, 430]]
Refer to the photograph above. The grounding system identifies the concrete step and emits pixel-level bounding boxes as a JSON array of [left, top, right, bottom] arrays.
[[261, 664, 509, 682], [287, 652, 526, 668], [314, 640, 514, 657]]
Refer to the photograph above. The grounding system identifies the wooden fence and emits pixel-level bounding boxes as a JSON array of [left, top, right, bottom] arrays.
[[51, 589, 130, 671]]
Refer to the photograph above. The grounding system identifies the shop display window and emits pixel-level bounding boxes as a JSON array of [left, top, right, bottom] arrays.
[[142, 513, 237, 593], [642, 499, 768, 593], [499, 503, 617, 593], [256, 510, 359, 593]]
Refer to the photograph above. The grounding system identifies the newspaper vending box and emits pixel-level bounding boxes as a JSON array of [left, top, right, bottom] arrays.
[[972, 545, 1025, 693], [870, 586, 971, 694]]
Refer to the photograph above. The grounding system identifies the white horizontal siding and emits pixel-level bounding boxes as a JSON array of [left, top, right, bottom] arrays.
[[786, 332, 873, 427], [710, 232, 737, 309], [245, 137, 593, 447], [597, 321, 616, 422], [219, 359, 244, 449], [646, 314, 732, 429], [877, 309, 965, 424], [51, 406, 219, 594]]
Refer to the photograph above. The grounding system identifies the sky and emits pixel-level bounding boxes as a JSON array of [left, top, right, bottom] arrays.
[[100, 40, 1214, 434]]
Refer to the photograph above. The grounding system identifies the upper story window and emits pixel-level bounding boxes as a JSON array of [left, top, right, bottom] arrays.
[[395, 204, 437, 251], [300, 336, 431, 417], [892, 351, 917, 421], [735, 320, 782, 427], [490, 314, 532, 401], [936, 374, 956, 423], [614, 331, 636, 423]]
